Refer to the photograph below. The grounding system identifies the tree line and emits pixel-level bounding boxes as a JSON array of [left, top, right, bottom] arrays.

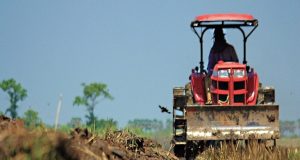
[[0, 78, 113, 127], [1, 78, 300, 138], [280, 120, 300, 137], [0, 78, 172, 134]]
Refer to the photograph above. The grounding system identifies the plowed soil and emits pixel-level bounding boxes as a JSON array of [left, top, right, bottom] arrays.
[[0, 115, 177, 160]]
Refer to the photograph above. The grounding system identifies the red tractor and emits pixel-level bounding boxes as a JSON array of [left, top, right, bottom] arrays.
[[172, 13, 279, 158]]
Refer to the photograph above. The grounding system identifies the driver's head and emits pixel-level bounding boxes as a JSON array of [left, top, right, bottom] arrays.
[[214, 27, 226, 42]]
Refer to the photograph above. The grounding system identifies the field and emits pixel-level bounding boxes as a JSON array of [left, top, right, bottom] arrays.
[[277, 138, 300, 148], [0, 115, 179, 160], [0, 115, 299, 160], [195, 140, 300, 160]]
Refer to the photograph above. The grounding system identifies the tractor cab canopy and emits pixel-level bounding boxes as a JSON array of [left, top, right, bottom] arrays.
[[191, 13, 258, 73], [191, 13, 257, 28]]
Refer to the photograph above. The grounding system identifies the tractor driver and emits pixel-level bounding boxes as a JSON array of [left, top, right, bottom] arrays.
[[205, 27, 239, 104], [207, 27, 239, 75]]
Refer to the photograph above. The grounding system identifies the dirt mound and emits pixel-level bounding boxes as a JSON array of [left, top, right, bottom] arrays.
[[69, 128, 177, 160], [104, 130, 175, 160], [0, 117, 177, 160], [0, 115, 24, 132]]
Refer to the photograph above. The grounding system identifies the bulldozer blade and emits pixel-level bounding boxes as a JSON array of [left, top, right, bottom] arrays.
[[186, 104, 279, 141]]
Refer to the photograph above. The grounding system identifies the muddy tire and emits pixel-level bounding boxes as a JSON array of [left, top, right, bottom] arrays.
[[174, 145, 185, 158]]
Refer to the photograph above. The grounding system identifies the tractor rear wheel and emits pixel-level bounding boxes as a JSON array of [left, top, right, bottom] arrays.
[[174, 145, 185, 158]]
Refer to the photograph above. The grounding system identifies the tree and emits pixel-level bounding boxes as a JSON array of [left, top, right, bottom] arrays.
[[68, 117, 82, 128], [23, 108, 42, 128], [0, 78, 27, 118], [165, 119, 172, 130], [73, 82, 113, 125], [95, 118, 118, 130], [151, 119, 163, 131], [298, 119, 300, 136], [127, 119, 164, 132], [286, 121, 296, 136], [280, 120, 296, 137]]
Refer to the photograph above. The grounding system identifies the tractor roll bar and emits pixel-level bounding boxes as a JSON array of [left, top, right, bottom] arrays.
[[191, 20, 258, 73]]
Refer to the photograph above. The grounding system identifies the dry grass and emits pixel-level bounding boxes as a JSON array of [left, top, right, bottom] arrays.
[[277, 138, 300, 148], [196, 141, 300, 160]]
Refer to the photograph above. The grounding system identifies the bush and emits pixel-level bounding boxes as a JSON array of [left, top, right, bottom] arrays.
[[22, 108, 42, 128]]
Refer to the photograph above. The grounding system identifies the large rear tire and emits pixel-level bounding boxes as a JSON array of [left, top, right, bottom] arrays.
[[174, 145, 185, 158]]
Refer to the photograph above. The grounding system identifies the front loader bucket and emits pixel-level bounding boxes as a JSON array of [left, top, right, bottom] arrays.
[[186, 104, 279, 141]]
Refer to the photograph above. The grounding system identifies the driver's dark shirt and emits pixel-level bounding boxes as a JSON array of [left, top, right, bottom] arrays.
[[207, 43, 239, 73]]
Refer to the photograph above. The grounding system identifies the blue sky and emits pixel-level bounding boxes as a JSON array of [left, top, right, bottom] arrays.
[[1, 1, 299, 127]]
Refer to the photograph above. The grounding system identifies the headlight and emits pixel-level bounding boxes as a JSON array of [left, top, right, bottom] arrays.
[[233, 69, 245, 78], [217, 69, 229, 78]]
